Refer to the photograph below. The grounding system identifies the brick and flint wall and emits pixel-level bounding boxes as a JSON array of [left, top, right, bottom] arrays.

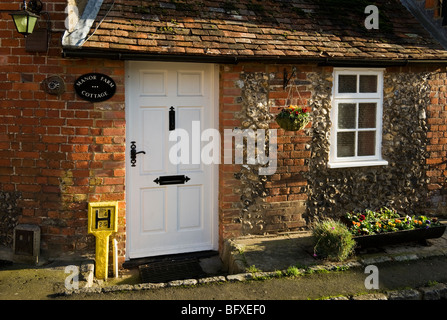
[[1, 0, 446, 265], [219, 63, 447, 244]]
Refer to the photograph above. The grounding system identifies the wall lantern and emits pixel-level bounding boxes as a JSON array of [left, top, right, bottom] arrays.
[[10, 0, 51, 52], [9, 0, 43, 37]]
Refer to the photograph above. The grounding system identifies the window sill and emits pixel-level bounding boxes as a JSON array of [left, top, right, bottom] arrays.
[[328, 160, 389, 169]]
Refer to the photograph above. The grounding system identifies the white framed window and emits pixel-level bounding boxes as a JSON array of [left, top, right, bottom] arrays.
[[329, 68, 388, 168]]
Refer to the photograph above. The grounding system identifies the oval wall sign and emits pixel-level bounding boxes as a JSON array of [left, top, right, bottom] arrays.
[[74, 73, 116, 102]]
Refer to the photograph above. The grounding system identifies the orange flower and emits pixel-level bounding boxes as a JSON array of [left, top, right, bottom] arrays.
[[395, 219, 401, 224]]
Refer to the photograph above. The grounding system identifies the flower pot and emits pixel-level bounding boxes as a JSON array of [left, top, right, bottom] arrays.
[[353, 225, 446, 249]]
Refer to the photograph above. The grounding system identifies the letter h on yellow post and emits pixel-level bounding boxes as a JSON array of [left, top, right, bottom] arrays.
[[88, 201, 118, 280]]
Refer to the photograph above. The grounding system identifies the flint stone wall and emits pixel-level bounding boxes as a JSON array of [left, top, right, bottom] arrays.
[[306, 71, 432, 220], [234, 72, 282, 234], [0, 191, 22, 247]]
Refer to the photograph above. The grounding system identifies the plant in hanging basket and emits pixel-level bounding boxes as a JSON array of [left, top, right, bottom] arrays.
[[275, 105, 310, 131]]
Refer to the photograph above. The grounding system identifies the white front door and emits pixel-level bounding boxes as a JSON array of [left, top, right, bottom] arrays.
[[126, 61, 218, 259]]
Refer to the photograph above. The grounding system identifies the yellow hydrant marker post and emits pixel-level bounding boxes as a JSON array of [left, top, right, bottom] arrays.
[[88, 202, 118, 280]]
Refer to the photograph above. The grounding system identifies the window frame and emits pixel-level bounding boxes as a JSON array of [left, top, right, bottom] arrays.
[[329, 68, 388, 169]]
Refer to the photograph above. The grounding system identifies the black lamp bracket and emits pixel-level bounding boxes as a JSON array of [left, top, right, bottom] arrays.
[[283, 66, 297, 90], [40, 11, 52, 31], [22, 0, 43, 15]]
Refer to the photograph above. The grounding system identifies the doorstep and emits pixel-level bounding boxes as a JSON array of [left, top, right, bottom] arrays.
[[221, 231, 317, 274]]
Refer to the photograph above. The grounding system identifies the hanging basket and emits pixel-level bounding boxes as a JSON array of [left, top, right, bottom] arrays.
[[280, 69, 310, 131], [275, 105, 310, 131], [275, 116, 309, 131]]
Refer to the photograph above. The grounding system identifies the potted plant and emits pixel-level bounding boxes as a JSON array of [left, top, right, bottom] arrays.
[[275, 105, 310, 131], [344, 208, 446, 248]]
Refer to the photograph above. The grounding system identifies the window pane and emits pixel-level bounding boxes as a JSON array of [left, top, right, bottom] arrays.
[[337, 132, 355, 157], [338, 75, 357, 93], [338, 103, 356, 129], [358, 103, 376, 128], [359, 75, 377, 93], [358, 131, 376, 156]]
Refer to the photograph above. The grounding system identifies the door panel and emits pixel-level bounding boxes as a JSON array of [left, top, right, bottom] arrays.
[[177, 185, 202, 231], [141, 188, 166, 233], [141, 107, 166, 174], [177, 71, 203, 96], [140, 70, 167, 96], [177, 107, 202, 171]]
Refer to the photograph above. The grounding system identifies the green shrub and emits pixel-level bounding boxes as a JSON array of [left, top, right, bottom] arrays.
[[312, 219, 356, 262]]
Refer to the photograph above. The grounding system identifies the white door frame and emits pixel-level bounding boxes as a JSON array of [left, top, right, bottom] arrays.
[[124, 61, 219, 260]]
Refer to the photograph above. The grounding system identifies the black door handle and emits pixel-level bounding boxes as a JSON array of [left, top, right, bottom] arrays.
[[130, 141, 146, 167]]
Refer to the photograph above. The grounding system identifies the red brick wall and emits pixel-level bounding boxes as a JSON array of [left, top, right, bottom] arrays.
[[266, 65, 312, 204], [427, 70, 447, 215], [0, 0, 126, 263], [425, 0, 442, 18], [219, 65, 243, 241]]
